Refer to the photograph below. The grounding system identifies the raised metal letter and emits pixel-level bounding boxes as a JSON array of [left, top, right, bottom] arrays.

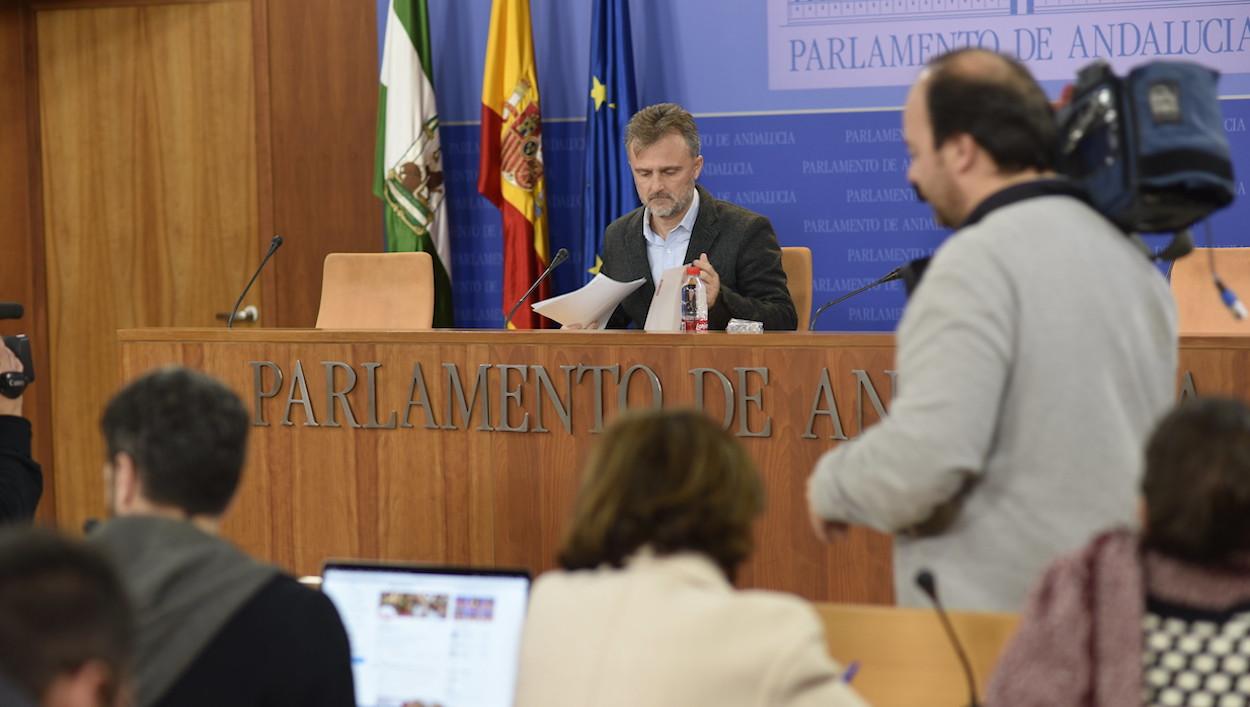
[[690, 368, 734, 430], [531, 365, 574, 433], [282, 360, 320, 427], [497, 364, 529, 432], [734, 367, 772, 438], [250, 361, 282, 427], [618, 364, 663, 412], [851, 369, 888, 434], [401, 363, 439, 429], [802, 368, 846, 440], [322, 361, 361, 429], [576, 365, 620, 433], [443, 363, 494, 431], [1180, 371, 1198, 400], [363, 362, 397, 429]]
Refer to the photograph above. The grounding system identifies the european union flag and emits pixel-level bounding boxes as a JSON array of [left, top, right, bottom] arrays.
[[582, 0, 639, 282]]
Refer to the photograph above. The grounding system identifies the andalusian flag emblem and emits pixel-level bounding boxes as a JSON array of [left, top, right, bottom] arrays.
[[375, 0, 454, 326], [478, 0, 551, 330], [383, 117, 444, 241]]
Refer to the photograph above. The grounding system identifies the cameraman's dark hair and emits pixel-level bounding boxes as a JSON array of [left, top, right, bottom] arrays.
[[101, 366, 249, 516], [925, 48, 1056, 173], [1142, 397, 1250, 565], [0, 527, 133, 702], [558, 409, 764, 581]]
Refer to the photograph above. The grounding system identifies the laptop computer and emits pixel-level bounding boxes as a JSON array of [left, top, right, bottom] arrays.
[[321, 561, 531, 707]]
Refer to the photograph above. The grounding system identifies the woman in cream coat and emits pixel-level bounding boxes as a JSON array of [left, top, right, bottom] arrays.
[[513, 410, 868, 707]]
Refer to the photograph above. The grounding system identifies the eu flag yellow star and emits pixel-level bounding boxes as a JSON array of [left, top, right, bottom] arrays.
[[588, 255, 603, 276], [591, 76, 608, 111]]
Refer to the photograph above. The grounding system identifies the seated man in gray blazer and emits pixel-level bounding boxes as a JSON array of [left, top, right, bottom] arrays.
[[600, 103, 797, 331]]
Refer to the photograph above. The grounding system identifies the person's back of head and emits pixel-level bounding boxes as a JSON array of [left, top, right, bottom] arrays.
[[557, 409, 763, 580], [93, 369, 354, 707], [904, 48, 1058, 227], [1143, 397, 1250, 565], [100, 366, 249, 519], [0, 527, 133, 707], [924, 48, 1056, 176]]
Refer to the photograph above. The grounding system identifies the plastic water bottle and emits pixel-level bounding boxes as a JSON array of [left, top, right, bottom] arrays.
[[680, 265, 708, 332]]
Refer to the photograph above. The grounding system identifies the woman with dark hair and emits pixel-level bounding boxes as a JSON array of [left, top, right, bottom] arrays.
[[513, 409, 866, 707], [988, 397, 1250, 706]]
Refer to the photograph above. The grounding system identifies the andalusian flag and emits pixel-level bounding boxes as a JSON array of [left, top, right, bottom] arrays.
[[374, 0, 454, 327], [478, 0, 550, 330], [583, 0, 639, 282]]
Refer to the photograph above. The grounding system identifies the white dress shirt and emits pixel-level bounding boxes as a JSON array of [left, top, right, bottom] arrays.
[[642, 188, 700, 286]]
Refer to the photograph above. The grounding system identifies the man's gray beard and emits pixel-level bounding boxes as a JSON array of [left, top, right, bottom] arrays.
[[652, 191, 692, 219]]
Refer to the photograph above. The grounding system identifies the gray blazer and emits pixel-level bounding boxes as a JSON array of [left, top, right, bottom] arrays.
[[601, 185, 797, 330]]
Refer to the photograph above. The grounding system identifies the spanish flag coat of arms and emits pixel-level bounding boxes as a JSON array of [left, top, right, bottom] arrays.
[[477, 0, 551, 329]]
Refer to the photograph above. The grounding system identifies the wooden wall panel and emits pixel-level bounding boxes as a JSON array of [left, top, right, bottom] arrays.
[[261, 0, 382, 328], [36, 2, 258, 532], [0, 7, 56, 524]]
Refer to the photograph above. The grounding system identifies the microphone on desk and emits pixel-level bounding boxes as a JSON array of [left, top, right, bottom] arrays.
[[504, 247, 569, 328], [228, 235, 284, 329], [808, 266, 904, 331], [915, 569, 981, 707]]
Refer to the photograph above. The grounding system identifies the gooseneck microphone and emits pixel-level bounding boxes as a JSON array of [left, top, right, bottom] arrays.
[[228, 235, 284, 329], [915, 569, 981, 707], [808, 266, 903, 331], [504, 247, 569, 328]]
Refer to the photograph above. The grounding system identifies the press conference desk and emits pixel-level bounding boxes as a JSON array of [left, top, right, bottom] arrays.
[[114, 329, 1244, 603]]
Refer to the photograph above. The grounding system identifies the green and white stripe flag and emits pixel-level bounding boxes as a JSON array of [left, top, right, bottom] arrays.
[[374, 0, 454, 326]]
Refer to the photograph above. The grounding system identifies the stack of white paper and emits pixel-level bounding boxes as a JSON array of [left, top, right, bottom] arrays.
[[531, 273, 646, 329], [643, 265, 688, 332]]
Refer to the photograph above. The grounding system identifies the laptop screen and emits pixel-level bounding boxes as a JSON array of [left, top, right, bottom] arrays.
[[321, 562, 531, 707]]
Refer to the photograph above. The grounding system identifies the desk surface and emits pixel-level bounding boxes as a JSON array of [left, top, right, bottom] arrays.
[[118, 327, 898, 346], [117, 327, 1250, 349], [816, 602, 1019, 707]]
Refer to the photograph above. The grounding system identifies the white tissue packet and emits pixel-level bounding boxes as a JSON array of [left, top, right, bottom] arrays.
[[726, 318, 764, 334]]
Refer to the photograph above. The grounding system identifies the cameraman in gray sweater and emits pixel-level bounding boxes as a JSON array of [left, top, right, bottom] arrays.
[[806, 49, 1177, 612]]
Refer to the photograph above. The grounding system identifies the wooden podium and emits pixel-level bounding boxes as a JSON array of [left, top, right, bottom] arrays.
[[117, 329, 900, 603], [115, 329, 1250, 603]]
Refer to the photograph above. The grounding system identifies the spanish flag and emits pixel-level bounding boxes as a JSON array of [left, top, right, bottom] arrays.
[[478, 0, 550, 330]]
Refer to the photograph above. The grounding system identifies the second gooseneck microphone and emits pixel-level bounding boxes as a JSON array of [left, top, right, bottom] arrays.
[[228, 235, 284, 329], [504, 247, 569, 328], [915, 569, 982, 707]]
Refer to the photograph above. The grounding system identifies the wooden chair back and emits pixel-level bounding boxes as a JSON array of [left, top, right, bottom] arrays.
[[781, 246, 813, 330], [315, 252, 435, 329]]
